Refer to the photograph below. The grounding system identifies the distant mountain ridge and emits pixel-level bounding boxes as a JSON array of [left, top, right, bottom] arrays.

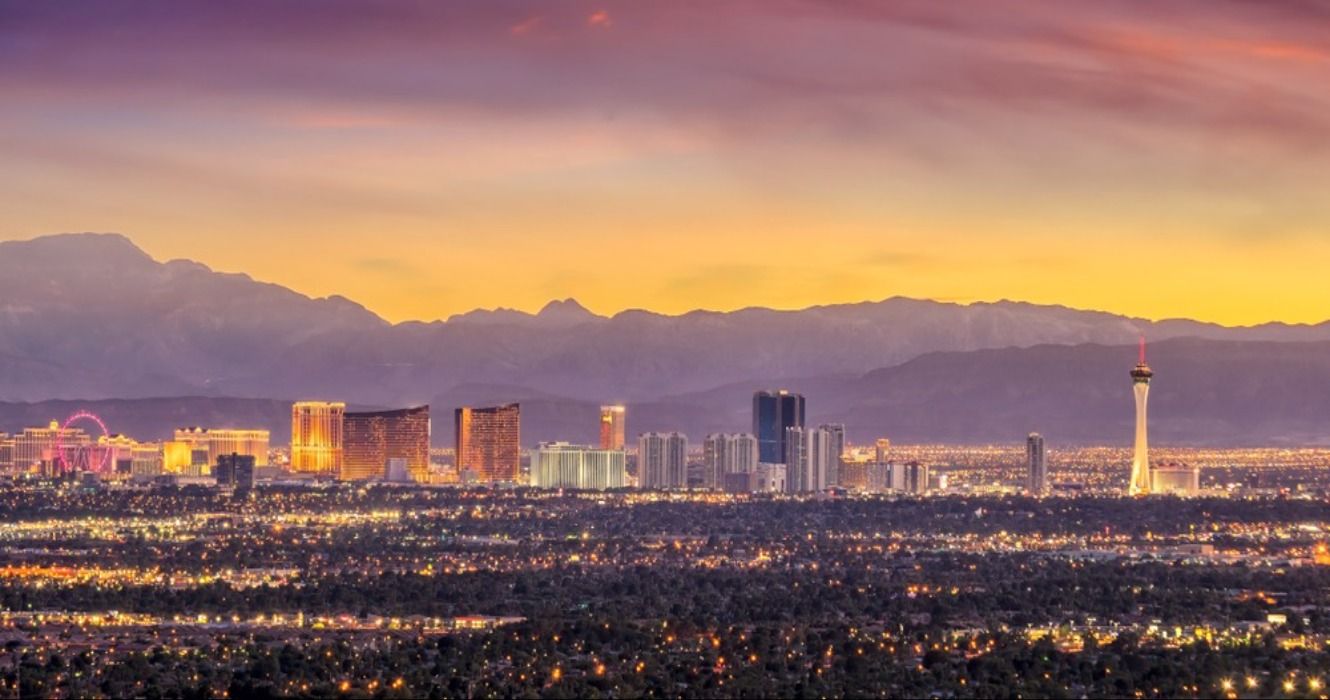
[[2, 233, 1330, 446], [4, 337, 1328, 447]]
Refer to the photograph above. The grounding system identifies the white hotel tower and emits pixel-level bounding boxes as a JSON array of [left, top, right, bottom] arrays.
[[1128, 338, 1154, 495]]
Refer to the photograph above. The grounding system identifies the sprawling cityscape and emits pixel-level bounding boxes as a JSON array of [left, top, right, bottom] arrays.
[[5, 1, 1330, 697], [2, 346, 1330, 697]]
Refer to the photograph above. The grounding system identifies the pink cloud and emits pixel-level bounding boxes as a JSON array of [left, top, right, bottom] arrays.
[[510, 16, 542, 37]]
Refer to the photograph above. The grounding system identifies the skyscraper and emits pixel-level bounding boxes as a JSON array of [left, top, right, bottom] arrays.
[[532, 442, 626, 490], [1129, 338, 1153, 496], [342, 405, 431, 482], [1026, 432, 1047, 495], [455, 404, 521, 483], [291, 401, 345, 475], [599, 405, 626, 450], [904, 461, 930, 495], [638, 432, 688, 489], [812, 423, 846, 489], [753, 389, 805, 463], [874, 437, 890, 464], [702, 433, 758, 489], [783, 426, 808, 493]]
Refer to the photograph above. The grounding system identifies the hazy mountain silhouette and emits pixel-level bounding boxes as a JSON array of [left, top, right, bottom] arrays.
[[5, 338, 1327, 447], [2, 233, 1330, 446]]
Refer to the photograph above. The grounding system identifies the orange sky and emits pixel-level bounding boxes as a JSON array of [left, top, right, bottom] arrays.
[[2, 1, 1328, 324]]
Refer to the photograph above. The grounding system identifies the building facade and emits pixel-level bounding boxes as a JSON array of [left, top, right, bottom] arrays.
[[130, 443, 163, 480], [161, 440, 194, 474], [0, 433, 13, 472], [13, 422, 89, 476], [175, 427, 270, 468], [752, 462, 787, 493], [291, 401, 345, 475], [532, 442, 626, 490], [342, 405, 430, 482], [638, 431, 688, 489], [1151, 463, 1199, 496], [783, 425, 808, 493], [216, 453, 257, 487], [455, 403, 521, 483], [810, 423, 845, 490], [874, 437, 891, 464], [753, 390, 805, 464], [904, 461, 930, 495], [702, 433, 758, 490], [598, 405, 626, 450], [1027, 432, 1048, 495]]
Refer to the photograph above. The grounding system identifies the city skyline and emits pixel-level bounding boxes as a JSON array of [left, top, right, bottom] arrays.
[[4, 3, 1330, 325], [3, 3, 1327, 696]]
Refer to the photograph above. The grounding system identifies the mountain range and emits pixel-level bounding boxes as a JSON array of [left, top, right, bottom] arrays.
[[2, 232, 1329, 446]]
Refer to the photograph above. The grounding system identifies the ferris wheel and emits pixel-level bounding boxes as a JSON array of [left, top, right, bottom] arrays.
[[55, 410, 113, 474]]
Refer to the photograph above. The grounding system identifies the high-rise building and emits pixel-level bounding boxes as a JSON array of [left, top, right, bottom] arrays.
[[702, 434, 723, 489], [1129, 338, 1153, 496], [1026, 433, 1047, 495], [599, 405, 626, 450], [702, 433, 758, 489], [216, 453, 257, 487], [783, 426, 808, 493], [342, 406, 430, 482], [638, 432, 688, 489], [175, 428, 270, 468], [783, 424, 844, 492], [904, 461, 930, 495], [811, 424, 845, 489], [532, 442, 627, 490], [838, 453, 870, 490], [455, 403, 521, 483], [864, 462, 892, 492], [888, 461, 908, 492], [753, 390, 805, 464], [874, 438, 891, 464], [291, 401, 345, 476]]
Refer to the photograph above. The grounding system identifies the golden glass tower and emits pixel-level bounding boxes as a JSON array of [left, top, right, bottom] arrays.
[[455, 403, 520, 483], [291, 401, 345, 475], [599, 405, 626, 450]]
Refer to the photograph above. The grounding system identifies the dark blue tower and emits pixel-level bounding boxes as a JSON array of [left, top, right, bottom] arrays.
[[753, 389, 805, 463]]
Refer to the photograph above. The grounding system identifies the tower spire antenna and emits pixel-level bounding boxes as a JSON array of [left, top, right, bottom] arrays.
[[1139, 335, 1146, 364]]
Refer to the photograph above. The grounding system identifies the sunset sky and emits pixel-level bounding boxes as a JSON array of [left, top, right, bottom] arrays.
[[2, 1, 1328, 324]]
